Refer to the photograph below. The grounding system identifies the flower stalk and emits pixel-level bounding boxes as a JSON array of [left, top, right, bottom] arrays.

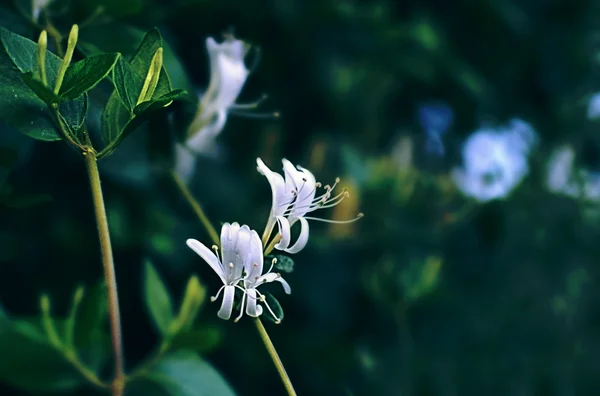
[[84, 149, 125, 396], [171, 170, 219, 246], [254, 318, 297, 396]]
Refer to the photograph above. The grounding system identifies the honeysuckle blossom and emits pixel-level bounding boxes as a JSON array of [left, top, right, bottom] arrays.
[[257, 158, 363, 254], [452, 119, 536, 202], [175, 35, 267, 181], [186, 222, 290, 321], [185, 36, 250, 153]]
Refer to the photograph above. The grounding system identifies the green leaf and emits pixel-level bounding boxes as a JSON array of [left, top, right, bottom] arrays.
[[0, 308, 86, 392], [21, 72, 60, 104], [112, 55, 144, 111], [128, 352, 236, 396], [59, 53, 120, 101], [0, 51, 60, 141], [73, 283, 107, 347], [130, 28, 172, 98], [167, 276, 206, 336], [401, 256, 442, 302], [59, 94, 88, 134], [144, 260, 174, 335], [168, 327, 221, 354], [0, 27, 86, 141], [134, 89, 187, 115]]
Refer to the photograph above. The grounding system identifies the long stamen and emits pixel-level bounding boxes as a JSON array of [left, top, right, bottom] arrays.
[[302, 213, 364, 224], [230, 94, 268, 109], [228, 109, 280, 119], [234, 292, 247, 323], [284, 189, 348, 214], [256, 290, 281, 324], [210, 285, 226, 302]]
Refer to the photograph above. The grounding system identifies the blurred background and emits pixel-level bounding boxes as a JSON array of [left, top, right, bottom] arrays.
[[2, 0, 600, 395]]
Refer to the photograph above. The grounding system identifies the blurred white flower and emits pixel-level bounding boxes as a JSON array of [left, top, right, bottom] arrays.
[[257, 158, 362, 254], [452, 119, 536, 202], [186, 222, 289, 321], [32, 0, 52, 21], [546, 144, 600, 201], [175, 35, 254, 181], [587, 92, 600, 120]]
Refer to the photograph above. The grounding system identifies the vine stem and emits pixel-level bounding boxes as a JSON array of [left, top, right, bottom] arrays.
[[254, 318, 297, 396], [84, 149, 125, 396], [171, 171, 219, 246]]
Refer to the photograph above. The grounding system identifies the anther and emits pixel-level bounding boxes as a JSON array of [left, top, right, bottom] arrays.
[[335, 177, 340, 183], [315, 182, 322, 187]]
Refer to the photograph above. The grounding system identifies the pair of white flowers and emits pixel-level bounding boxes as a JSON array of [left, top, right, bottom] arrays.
[[186, 159, 361, 322]]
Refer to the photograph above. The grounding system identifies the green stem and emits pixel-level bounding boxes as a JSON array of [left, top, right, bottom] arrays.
[[171, 171, 219, 246], [84, 150, 125, 396], [254, 318, 297, 396], [264, 234, 282, 256]]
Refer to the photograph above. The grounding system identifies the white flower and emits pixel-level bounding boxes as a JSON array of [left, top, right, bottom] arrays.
[[257, 158, 363, 254], [33, 0, 52, 22], [186, 36, 250, 154], [452, 120, 536, 202], [186, 222, 290, 321], [546, 145, 600, 201]]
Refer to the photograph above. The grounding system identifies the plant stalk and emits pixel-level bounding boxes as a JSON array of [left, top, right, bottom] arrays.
[[254, 318, 297, 396], [171, 170, 219, 246], [84, 150, 125, 396]]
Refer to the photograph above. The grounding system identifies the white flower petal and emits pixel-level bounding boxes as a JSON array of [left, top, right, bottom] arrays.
[[213, 52, 249, 110], [284, 217, 310, 254], [274, 216, 291, 250], [245, 288, 260, 317], [259, 273, 291, 294], [257, 158, 289, 218], [186, 239, 226, 284], [244, 229, 264, 281], [217, 285, 236, 320]]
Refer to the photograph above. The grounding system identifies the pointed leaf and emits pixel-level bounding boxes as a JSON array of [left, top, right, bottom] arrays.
[[134, 89, 187, 116], [0, 27, 86, 141], [59, 53, 120, 100], [168, 327, 221, 354], [21, 72, 60, 104], [130, 28, 172, 98], [144, 260, 174, 335], [168, 276, 206, 336], [0, 308, 86, 392], [128, 352, 236, 396], [112, 55, 144, 111]]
